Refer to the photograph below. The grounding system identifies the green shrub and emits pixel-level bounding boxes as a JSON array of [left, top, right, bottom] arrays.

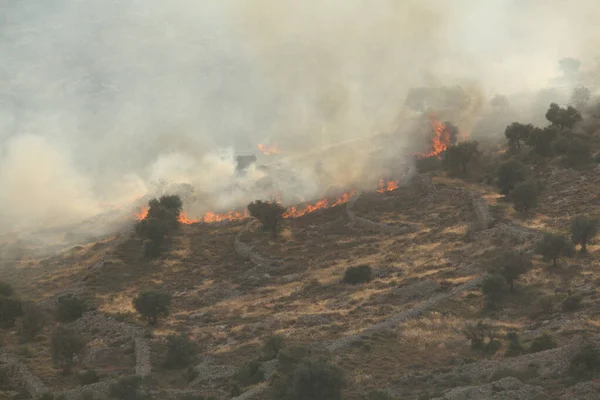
[[442, 141, 479, 175], [56, 294, 87, 323], [526, 126, 558, 157], [569, 345, 600, 379], [529, 332, 557, 353], [504, 332, 525, 357], [247, 200, 286, 238], [570, 215, 599, 253], [77, 369, 99, 385], [18, 302, 46, 342], [0, 296, 23, 327], [277, 345, 311, 375], [496, 160, 527, 195], [51, 326, 85, 374], [561, 291, 583, 312], [109, 376, 145, 400], [462, 321, 499, 354], [290, 359, 344, 400], [511, 180, 539, 212], [536, 233, 575, 266], [565, 138, 591, 166], [164, 335, 197, 369], [481, 274, 508, 308], [133, 290, 172, 325], [505, 122, 533, 150], [0, 282, 14, 297], [234, 359, 265, 387], [262, 334, 285, 360], [343, 265, 373, 285], [489, 250, 532, 291]]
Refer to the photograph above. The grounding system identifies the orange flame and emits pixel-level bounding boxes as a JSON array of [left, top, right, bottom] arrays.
[[135, 207, 149, 220], [415, 117, 452, 159], [282, 191, 355, 218], [257, 143, 283, 155], [376, 179, 399, 193]]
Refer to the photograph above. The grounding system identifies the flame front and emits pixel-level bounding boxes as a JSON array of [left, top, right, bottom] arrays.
[[257, 143, 283, 155], [377, 179, 399, 193], [415, 117, 452, 159], [283, 191, 355, 218], [135, 207, 149, 220]]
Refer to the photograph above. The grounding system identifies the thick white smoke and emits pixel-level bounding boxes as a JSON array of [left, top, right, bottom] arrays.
[[0, 0, 599, 237]]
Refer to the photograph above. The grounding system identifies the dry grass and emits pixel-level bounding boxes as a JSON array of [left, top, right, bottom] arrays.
[[2, 161, 600, 396]]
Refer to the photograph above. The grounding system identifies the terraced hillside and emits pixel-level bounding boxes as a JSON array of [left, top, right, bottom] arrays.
[[2, 159, 600, 399]]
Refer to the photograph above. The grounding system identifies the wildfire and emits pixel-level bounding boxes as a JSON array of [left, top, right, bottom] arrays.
[[135, 207, 149, 220], [257, 143, 283, 155], [415, 117, 452, 159], [283, 191, 355, 218], [377, 179, 399, 193]]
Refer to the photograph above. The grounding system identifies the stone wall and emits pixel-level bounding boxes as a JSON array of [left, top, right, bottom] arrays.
[[0, 351, 48, 398]]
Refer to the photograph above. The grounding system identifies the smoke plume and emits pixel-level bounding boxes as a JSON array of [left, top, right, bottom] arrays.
[[1, 0, 599, 239]]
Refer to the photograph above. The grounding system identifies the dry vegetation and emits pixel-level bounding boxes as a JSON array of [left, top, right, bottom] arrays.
[[2, 106, 600, 399]]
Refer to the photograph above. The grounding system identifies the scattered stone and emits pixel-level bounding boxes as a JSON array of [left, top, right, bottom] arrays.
[[431, 377, 546, 400]]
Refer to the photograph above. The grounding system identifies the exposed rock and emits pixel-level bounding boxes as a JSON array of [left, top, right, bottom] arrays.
[[560, 381, 600, 399], [432, 377, 546, 400], [0, 351, 49, 398], [189, 357, 236, 386], [280, 273, 304, 283]]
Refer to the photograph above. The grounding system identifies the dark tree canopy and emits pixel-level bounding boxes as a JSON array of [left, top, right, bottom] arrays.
[[526, 126, 558, 156], [504, 122, 534, 150], [442, 140, 479, 175], [536, 233, 575, 266], [545, 103, 582, 129], [481, 274, 508, 308], [147, 194, 183, 229], [236, 155, 257, 173], [571, 215, 599, 253], [489, 250, 532, 291], [511, 180, 539, 212], [163, 335, 197, 369], [133, 290, 172, 325], [290, 359, 344, 400], [565, 138, 591, 166], [496, 160, 528, 195], [51, 326, 85, 374], [247, 200, 286, 238], [0, 296, 23, 327]]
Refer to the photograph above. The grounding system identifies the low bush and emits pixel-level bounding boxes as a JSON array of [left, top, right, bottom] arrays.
[[56, 294, 87, 323], [561, 291, 583, 312], [262, 334, 285, 360], [0, 281, 14, 297], [51, 326, 85, 374], [247, 200, 286, 238], [343, 265, 373, 285], [164, 335, 197, 369], [289, 359, 344, 400], [18, 302, 46, 342], [462, 321, 499, 354], [529, 332, 557, 353], [481, 274, 508, 308], [511, 180, 539, 212], [0, 296, 23, 327], [233, 359, 265, 387], [77, 370, 99, 385], [569, 345, 600, 380], [504, 331, 525, 357], [109, 376, 146, 400], [133, 290, 172, 325], [536, 233, 575, 266]]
